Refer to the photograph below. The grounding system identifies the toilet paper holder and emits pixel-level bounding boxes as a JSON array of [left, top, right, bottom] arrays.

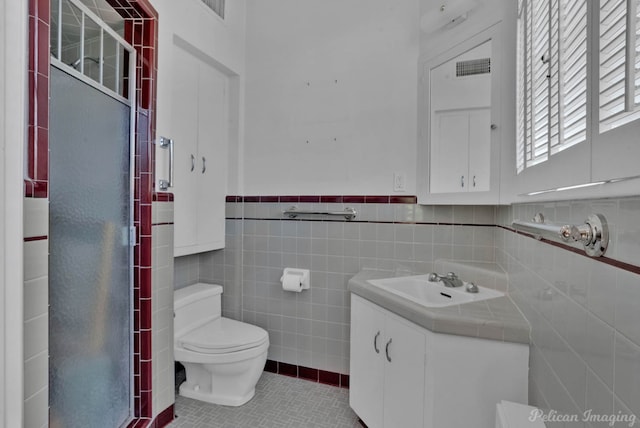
[[280, 268, 310, 292]]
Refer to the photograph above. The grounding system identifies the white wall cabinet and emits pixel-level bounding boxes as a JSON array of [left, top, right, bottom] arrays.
[[169, 45, 228, 256], [431, 109, 491, 193], [418, 24, 505, 205], [350, 294, 528, 428], [156, 42, 229, 256], [349, 294, 426, 428]]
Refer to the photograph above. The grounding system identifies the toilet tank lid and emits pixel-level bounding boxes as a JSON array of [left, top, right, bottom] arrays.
[[174, 283, 223, 309]]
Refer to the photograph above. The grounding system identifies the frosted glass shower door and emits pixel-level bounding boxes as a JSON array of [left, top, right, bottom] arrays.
[[49, 66, 133, 428]]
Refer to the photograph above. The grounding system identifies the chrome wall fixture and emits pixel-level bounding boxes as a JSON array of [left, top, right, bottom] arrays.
[[512, 213, 609, 257], [283, 206, 357, 221]]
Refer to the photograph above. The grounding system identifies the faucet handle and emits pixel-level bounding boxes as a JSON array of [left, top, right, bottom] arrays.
[[446, 272, 458, 280], [427, 272, 440, 282]]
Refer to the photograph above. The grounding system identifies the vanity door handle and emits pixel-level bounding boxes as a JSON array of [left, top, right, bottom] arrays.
[[461, 175, 465, 188], [385, 338, 392, 362], [373, 331, 380, 354], [202, 156, 207, 174], [190, 154, 195, 172], [473, 175, 476, 187]]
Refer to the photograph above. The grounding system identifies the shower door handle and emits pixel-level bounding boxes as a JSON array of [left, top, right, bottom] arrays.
[[156, 136, 173, 190], [202, 156, 206, 174]]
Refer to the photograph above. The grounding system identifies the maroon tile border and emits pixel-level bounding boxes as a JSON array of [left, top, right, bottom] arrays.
[[226, 195, 418, 204], [264, 360, 349, 389], [149, 404, 174, 428], [24, 235, 47, 242], [152, 192, 174, 202], [499, 225, 640, 276]]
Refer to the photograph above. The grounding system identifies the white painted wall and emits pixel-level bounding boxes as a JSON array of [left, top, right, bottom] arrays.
[[1, 0, 27, 426], [243, 0, 419, 196], [151, 0, 246, 195]]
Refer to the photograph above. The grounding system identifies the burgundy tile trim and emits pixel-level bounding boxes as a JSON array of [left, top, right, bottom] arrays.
[[499, 225, 640, 276], [153, 404, 175, 428], [320, 195, 343, 203], [151, 222, 174, 227], [24, 180, 48, 198], [259, 196, 279, 202], [265, 360, 349, 388], [390, 195, 418, 204], [343, 195, 366, 203], [278, 362, 298, 377], [24, 235, 47, 242], [365, 195, 390, 204], [264, 359, 278, 373], [227, 195, 419, 204], [319, 370, 340, 386], [152, 192, 174, 202], [340, 374, 350, 389], [298, 366, 319, 382]]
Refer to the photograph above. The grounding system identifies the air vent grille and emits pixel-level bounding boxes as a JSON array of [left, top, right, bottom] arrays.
[[456, 58, 491, 77], [201, 0, 225, 19]]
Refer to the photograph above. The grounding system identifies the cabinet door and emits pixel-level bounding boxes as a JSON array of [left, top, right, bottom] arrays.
[[430, 111, 470, 194], [349, 295, 385, 428], [468, 108, 491, 192], [171, 45, 200, 253], [196, 60, 228, 251], [383, 312, 426, 428]]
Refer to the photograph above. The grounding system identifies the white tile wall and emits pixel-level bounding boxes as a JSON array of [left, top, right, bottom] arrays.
[[152, 202, 175, 418], [23, 198, 48, 428], [497, 197, 640, 425], [187, 196, 640, 424], [199, 202, 499, 375]]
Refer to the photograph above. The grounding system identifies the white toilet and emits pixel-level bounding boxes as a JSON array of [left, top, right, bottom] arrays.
[[174, 283, 269, 406]]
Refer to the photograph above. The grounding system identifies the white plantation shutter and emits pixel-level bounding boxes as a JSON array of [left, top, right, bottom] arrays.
[[599, 0, 640, 131], [516, 0, 588, 173], [201, 0, 225, 19], [556, 0, 588, 153]]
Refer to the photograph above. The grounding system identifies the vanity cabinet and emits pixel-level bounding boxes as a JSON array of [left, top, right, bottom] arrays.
[[349, 294, 426, 428], [349, 293, 528, 428]]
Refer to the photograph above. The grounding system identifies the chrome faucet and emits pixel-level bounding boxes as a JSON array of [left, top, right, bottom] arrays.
[[428, 272, 463, 288]]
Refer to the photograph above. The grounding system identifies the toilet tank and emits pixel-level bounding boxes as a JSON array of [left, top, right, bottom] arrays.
[[174, 283, 223, 336]]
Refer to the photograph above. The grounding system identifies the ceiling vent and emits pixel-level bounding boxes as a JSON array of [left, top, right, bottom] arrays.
[[201, 0, 225, 19], [456, 58, 491, 77]]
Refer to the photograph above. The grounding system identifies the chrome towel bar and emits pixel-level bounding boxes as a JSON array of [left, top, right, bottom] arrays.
[[512, 213, 609, 257], [283, 206, 357, 221]]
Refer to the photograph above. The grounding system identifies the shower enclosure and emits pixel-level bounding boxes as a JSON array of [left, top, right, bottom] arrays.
[[48, 0, 136, 426]]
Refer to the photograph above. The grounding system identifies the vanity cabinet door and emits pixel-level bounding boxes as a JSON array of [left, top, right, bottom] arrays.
[[349, 295, 385, 428], [383, 312, 426, 428], [350, 294, 426, 428]]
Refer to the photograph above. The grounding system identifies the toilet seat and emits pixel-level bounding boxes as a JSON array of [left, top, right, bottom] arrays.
[[178, 317, 269, 354]]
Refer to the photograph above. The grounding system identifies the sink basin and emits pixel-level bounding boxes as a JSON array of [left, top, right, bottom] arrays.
[[367, 274, 504, 308]]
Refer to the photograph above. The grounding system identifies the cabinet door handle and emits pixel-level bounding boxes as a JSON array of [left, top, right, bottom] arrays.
[[373, 331, 380, 354], [190, 154, 195, 172], [202, 156, 207, 174], [385, 338, 392, 362], [461, 175, 465, 188], [473, 175, 476, 187]]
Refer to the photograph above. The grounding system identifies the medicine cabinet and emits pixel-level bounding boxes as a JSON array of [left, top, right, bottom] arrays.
[[417, 24, 504, 205]]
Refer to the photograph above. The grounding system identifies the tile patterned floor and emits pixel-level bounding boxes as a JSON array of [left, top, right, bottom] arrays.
[[167, 372, 361, 428]]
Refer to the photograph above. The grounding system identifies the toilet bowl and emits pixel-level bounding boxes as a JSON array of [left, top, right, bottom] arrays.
[[174, 283, 269, 406]]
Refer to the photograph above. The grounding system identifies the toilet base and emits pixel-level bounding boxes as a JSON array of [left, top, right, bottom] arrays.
[[179, 382, 255, 407]]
